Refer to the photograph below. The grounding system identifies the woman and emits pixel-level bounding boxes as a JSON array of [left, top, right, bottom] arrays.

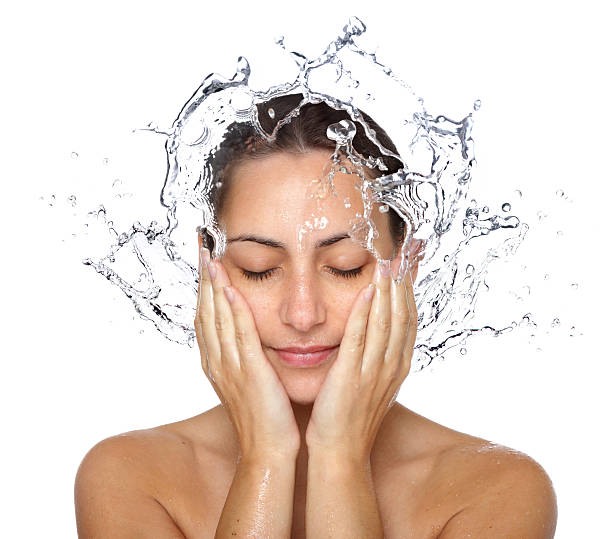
[[74, 95, 557, 538]]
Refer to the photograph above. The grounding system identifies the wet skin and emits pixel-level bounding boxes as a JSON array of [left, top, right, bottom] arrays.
[[75, 150, 557, 538]]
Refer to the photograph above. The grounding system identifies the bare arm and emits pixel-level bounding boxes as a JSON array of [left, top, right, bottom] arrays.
[[305, 450, 384, 539], [215, 456, 296, 539], [215, 452, 297, 538]]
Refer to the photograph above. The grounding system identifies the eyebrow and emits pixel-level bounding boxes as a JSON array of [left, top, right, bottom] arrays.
[[227, 232, 352, 250]]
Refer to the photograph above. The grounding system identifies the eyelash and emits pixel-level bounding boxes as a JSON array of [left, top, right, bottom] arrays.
[[241, 266, 364, 281]]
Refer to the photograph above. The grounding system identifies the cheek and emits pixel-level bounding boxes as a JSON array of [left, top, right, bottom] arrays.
[[237, 287, 276, 334], [326, 285, 362, 325]]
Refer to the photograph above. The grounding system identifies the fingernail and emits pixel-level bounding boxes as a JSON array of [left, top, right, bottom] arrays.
[[207, 259, 217, 280], [200, 247, 210, 268], [223, 286, 234, 303]]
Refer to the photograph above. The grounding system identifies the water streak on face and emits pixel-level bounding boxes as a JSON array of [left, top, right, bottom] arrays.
[[218, 149, 402, 405]]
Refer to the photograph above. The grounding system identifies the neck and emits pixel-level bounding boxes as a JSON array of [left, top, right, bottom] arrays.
[[291, 401, 314, 445]]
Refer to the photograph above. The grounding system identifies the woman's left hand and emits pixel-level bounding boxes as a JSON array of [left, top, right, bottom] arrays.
[[305, 259, 418, 462]]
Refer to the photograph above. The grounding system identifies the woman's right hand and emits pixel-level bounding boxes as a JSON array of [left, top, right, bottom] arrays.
[[194, 237, 301, 461]]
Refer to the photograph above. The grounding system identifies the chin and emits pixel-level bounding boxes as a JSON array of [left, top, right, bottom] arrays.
[[273, 360, 331, 406]]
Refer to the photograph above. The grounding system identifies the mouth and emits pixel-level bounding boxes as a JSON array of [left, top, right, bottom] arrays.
[[272, 345, 339, 368]]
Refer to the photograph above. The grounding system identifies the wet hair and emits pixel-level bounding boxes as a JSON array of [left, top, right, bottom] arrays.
[[205, 93, 405, 252]]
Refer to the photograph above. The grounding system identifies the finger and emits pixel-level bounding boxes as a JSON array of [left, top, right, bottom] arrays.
[[336, 283, 375, 377], [195, 245, 221, 368], [361, 260, 392, 374], [222, 284, 266, 370], [402, 268, 418, 371], [385, 263, 411, 377], [209, 258, 241, 371]]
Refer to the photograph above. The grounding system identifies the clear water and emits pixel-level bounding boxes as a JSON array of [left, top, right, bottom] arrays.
[[45, 16, 562, 370]]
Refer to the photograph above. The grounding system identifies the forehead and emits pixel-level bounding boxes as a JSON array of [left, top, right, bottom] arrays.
[[220, 150, 390, 247]]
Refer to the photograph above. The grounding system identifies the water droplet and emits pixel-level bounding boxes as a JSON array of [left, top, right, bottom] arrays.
[[537, 211, 547, 221], [465, 264, 474, 276], [215, 181, 223, 188], [67, 195, 77, 207], [555, 189, 565, 197], [267, 107, 275, 119], [48, 194, 56, 207], [482, 206, 489, 213], [551, 318, 560, 328], [71, 151, 79, 159], [515, 189, 522, 198], [556, 230, 563, 237], [502, 203, 511, 212], [544, 273, 550, 280], [343, 197, 351, 208], [103, 157, 109, 165], [326, 119, 356, 146], [378, 204, 389, 213], [570, 282, 578, 290], [473, 99, 481, 111], [460, 348, 467, 355], [112, 179, 122, 189], [274, 35, 285, 46]]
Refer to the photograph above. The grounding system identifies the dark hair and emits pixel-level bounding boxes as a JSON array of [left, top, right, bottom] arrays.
[[205, 93, 405, 251]]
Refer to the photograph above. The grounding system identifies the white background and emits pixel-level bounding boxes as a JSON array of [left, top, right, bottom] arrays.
[[2, 1, 610, 537]]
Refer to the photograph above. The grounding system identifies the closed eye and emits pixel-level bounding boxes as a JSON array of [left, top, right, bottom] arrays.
[[240, 266, 364, 281], [327, 266, 363, 279]]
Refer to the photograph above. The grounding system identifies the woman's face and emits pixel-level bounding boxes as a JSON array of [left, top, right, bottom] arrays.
[[218, 149, 405, 406]]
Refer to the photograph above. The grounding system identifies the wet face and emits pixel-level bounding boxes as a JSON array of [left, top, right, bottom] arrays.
[[218, 149, 400, 405]]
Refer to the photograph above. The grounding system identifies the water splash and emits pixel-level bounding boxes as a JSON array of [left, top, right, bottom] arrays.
[[55, 16, 544, 369]]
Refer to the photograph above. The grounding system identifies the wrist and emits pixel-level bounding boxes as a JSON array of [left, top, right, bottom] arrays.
[[307, 446, 372, 472], [238, 448, 299, 467]]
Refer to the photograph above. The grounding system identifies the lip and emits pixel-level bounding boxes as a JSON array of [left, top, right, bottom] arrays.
[[273, 345, 339, 368]]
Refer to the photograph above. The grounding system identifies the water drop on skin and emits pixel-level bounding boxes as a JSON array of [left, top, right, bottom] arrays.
[[502, 203, 511, 212], [268, 107, 275, 119], [556, 189, 565, 197], [71, 151, 79, 159], [378, 204, 389, 213], [460, 348, 467, 355]]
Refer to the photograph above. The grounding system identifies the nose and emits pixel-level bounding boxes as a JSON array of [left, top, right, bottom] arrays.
[[279, 271, 326, 333]]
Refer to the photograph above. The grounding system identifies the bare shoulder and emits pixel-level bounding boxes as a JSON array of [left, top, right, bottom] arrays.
[[74, 415, 213, 538], [390, 409, 557, 538], [433, 440, 558, 538]]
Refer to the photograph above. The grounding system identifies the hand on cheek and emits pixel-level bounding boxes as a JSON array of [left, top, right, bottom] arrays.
[[305, 257, 417, 462]]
